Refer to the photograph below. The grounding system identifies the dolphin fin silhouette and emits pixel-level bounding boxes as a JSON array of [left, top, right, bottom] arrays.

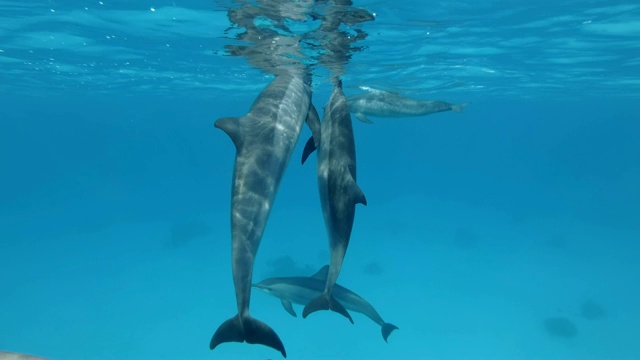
[[381, 323, 399, 342], [302, 293, 354, 324], [210, 314, 287, 358]]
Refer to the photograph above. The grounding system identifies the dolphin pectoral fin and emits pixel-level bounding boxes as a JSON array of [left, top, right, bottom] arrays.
[[354, 113, 374, 124], [353, 184, 367, 206], [305, 103, 321, 147], [210, 314, 287, 358], [301, 136, 317, 165], [381, 323, 399, 342], [302, 293, 354, 324], [451, 103, 469, 113], [281, 299, 297, 317], [214, 117, 244, 150], [347, 175, 367, 206]]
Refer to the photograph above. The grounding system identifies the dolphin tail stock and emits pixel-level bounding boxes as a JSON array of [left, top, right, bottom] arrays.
[[381, 323, 399, 342], [302, 293, 354, 324], [450, 103, 469, 113], [210, 314, 287, 358]]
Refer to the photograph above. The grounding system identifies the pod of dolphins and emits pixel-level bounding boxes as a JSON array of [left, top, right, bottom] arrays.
[[1, 1, 467, 360], [210, 0, 467, 358]]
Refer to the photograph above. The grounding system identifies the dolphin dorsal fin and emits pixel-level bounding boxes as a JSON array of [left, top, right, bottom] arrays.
[[214, 117, 244, 151], [310, 265, 330, 280]]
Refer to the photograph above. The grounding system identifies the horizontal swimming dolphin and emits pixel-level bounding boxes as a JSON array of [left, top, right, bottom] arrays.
[[347, 88, 468, 124], [0, 351, 48, 360], [211, 70, 318, 358], [253, 265, 399, 342], [300, 79, 366, 323]]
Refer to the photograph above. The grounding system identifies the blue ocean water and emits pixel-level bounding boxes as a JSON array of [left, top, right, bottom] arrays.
[[1, 0, 639, 359]]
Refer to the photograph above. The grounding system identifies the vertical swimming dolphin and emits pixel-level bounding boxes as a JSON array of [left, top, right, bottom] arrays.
[[210, 70, 316, 358], [300, 79, 366, 323]]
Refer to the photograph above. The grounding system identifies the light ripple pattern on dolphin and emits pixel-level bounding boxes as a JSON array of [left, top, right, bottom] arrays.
[[210, 70, 314, 358]]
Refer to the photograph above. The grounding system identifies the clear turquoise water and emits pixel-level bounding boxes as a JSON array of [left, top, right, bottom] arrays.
[[1, 1, 639, 359]]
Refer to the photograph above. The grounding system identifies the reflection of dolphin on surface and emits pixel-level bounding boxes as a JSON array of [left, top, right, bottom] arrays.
[[300, 79, 366, 323], [0, 351, 48, 360], [347, 88, 468, 124], [253, 265, 399, 342], [210, 70, 318, 358]]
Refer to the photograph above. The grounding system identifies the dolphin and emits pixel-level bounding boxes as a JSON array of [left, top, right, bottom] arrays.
[[253, 265, 399, 342], [347, 88, 468, 124], [210, 70, 318, 358], [300, 79, 366, 323], [0, 352, 48, 360]]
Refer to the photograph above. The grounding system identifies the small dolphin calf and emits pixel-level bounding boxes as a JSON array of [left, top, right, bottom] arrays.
[[211, 70, 317, 358], [253, 266, 399, 342], [301, 79, 366, 323], [347, 88, 468, 124]]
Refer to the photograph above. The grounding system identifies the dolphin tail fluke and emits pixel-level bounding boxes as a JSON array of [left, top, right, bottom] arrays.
[[210, 314, 287, 358], [451, 103, 469, 113], [210, 315, 244, 350], [302, 293, 354, 324], [381, 323, 399, 342]]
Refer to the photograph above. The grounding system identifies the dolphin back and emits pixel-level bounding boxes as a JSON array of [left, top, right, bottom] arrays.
[[210, 314, 287, 358]]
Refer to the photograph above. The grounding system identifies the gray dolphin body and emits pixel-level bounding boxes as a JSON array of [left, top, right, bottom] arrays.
[[211, 70, 317, 358], [0, 352, 48, 360], [300, 80, 366, 323], [347, 89, 468, 124], [253, 266, 399, 341]]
